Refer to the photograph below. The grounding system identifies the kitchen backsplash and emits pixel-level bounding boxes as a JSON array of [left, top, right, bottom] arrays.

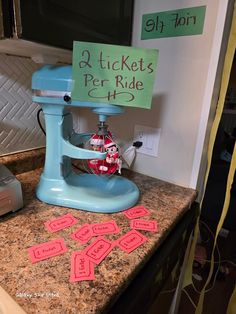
[[0, 53, 45, 156]]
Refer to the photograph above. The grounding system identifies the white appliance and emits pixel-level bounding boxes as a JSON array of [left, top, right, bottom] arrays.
[[0, 165, 23, 216]]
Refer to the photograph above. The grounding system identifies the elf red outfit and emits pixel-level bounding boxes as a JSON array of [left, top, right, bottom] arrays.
[[87, 133, 122, 174]]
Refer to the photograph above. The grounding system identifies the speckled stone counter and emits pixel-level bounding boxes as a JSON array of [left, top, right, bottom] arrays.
[[0, 148, 45, 175], [0, 150, 197, 314]]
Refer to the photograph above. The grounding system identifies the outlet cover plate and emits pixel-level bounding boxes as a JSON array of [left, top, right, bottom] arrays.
[[133, 124, 161, 157]]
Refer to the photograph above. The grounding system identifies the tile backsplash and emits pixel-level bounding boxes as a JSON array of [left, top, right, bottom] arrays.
[[0, 54, 45, 156]]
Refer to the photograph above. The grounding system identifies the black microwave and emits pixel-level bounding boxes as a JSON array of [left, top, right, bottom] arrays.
[[0, 0, 134, 50]]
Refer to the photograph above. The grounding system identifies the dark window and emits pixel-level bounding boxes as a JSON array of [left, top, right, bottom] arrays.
[[19, 0, 134, 49]]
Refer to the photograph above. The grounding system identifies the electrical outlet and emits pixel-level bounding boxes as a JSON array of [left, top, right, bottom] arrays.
[[133, 124, 161, 157]]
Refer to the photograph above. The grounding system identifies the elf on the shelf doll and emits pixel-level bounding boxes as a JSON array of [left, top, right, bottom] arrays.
[[104, 137, 122, 174], [88, 134, 105, 174], [88, 133, 122, 174]]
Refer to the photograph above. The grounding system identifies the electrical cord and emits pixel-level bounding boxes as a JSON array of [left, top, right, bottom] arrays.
[[177, 220, 230, 310], [160, 288, 176, 294], [162, 220, 227, 309], [190, 220, 221, 294], [201, 259, 236, 266], [220, 260, 236, 267], [199, 221, 221, 293], [199, 222, 236, 268], [161, 221, 222, 310], [37, 108, 46, 135], [182, 288, 197, 309], [160, 286, 197, 310]]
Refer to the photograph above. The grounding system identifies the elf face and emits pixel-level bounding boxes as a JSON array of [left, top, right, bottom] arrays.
[[92, 144, 103, 152], [106, 145, 118, 154]]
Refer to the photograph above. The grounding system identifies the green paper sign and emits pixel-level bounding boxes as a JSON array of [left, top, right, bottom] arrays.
[[72, 41, 158, 109], [141, 6, 206, 40]]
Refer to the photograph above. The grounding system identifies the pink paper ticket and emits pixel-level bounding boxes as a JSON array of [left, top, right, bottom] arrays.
[[28, 238, 68, 263], [70, 252, 95, 282], [116, 230, 148, 253], [90, 220, 120, 236], [130, 219, 158, 232], [83, 236, 114, 265], [123, 205, 150, 219], [45, 213, 78, 233], [71, 224, 93, 244]]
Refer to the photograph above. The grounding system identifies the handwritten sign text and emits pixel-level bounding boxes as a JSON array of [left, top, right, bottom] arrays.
[[141, 6, 206, 40], [72, 42, 158, 109]]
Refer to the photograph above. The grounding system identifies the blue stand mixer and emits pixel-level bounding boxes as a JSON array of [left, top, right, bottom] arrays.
[[32, 65, 139, 213]]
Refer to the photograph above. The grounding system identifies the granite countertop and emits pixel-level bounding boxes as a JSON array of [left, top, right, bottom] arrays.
[[0, 150, 197, 314]]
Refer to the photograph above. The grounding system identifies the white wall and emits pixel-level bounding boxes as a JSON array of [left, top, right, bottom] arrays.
[[74, 0, 229, 188]]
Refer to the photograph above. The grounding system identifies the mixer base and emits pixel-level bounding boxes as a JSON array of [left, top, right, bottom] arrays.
[[36, 172, 139, 213]]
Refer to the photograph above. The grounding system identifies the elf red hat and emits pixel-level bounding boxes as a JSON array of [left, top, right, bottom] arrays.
[[104, 137, 116, 148], [90, 134, 104, 146]]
